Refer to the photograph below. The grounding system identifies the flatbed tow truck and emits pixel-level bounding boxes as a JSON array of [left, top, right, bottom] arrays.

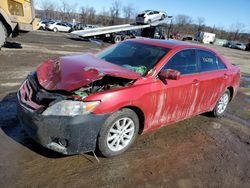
[[71, 19, 168, 43]]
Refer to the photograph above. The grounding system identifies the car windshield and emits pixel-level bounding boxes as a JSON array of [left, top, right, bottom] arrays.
[[95, 41, 170, 76]]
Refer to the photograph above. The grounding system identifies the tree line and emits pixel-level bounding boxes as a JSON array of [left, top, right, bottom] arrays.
[[35, 0, 249, 43]]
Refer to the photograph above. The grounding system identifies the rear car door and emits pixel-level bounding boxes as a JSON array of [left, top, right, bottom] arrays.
[[153, 11, 160, 20], [195, 49, 228, 113], [155, 49, 200, 125], [56, 23, 62, 31]]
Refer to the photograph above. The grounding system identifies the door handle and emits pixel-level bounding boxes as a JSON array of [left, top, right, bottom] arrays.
[[224, 74, 228, 79], [192, 79, 199, 86]]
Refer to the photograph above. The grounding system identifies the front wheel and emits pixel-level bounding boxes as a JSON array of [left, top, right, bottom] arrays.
[[97, 108, 139, 157], [53, 27, 58, 32], [212, 89, 230, 117]]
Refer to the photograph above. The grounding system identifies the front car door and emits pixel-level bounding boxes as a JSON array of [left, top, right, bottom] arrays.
[[148, 49, 200, 128]]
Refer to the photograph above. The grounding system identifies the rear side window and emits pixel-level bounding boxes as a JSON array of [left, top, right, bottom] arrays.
[[163, 49, 198, 75], [198, 50, 218, 72], [217, 57, 227, 70]]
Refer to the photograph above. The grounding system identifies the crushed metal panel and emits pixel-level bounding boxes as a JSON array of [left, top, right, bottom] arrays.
[[36, 54, 141, 92]]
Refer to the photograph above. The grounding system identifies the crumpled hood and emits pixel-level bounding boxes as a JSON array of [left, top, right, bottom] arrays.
[[36, 54, 141, 91]]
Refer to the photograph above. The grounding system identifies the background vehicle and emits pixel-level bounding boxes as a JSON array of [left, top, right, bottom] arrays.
[[136, 10, 166, 24], [75, 23, 98, 30], [223, 41, 246, 50], [0, 0, 38, 47], [231, 42, 246, 50], [17, 39, 240, 157], [170, 33, 193, 41], [194, 31, 215, 44], [38, 20, 49, 30], [232, 42, 246, 50], [46, 21, 72, 32]]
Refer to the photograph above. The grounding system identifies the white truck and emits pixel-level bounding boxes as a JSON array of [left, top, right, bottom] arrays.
[[71, 19, 168, 43], [194, 31, 216, 44]]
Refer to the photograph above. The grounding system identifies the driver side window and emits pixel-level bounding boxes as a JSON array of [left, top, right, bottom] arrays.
[[163, 49, 198, 75]]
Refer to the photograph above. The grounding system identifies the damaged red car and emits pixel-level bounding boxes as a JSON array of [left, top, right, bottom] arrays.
[[17, 39, 240, 157]]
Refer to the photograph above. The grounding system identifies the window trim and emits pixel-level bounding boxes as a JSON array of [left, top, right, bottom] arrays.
[[156, 48, 228, 80], [157, 48, 199, 78], [216, 56, 227, 70], [197, 49, 227, 73]]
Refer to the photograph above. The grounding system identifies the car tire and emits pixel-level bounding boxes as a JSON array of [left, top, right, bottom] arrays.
[[113, 35, 122, 43], [212, 89, 230, 117], [97, 108, 139, 157], [0, 21, 7, 48], [161, 14, 166, 20], [147, 19, 152, 24], [53, 27, 58, 32]]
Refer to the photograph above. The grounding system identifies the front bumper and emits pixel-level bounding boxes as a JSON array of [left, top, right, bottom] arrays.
[[17, 98, 110, 155]]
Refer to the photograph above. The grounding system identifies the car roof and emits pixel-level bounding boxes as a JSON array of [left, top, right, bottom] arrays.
[[131, 39, 217, 53]]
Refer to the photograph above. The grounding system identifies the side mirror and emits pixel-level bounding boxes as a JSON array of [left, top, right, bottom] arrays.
[[159, 69, 181, 81]]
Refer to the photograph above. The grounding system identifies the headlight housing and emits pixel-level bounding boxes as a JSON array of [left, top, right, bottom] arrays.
[[42, 100, 100, 116]]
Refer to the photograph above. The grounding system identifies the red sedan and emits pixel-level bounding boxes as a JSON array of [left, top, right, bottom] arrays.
[[17, 39, 240, 157]]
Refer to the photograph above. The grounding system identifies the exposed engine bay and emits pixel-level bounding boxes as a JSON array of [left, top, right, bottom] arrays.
[[72, 76, 134, 100]]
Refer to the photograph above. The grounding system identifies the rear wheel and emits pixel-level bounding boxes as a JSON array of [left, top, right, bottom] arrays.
[[161, 14, 166, 20], [113, 35, 122, 43], [212, 89, 230, 117], [97, 108, 139, 157], [0, 21, 7, 48]]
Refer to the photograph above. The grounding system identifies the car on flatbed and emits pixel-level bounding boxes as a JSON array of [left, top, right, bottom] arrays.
[[136, 10, 166, 24], [17, 39, 240, 157]]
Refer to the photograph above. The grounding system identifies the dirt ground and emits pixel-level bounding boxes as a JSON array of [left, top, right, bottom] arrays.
[[0, 31, 250, 188]]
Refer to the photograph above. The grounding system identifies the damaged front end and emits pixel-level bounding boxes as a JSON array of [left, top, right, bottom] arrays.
[[17, 54, 141, 154]]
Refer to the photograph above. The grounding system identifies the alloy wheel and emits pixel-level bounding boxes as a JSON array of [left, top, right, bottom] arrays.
[[217, 92, 229, 114], [107, 117, 135, 152]]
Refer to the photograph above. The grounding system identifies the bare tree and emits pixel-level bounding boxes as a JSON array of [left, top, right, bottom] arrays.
[[174, 14, 193, 26], [98, 7, 111, 25], [197, 17, 205, 31], [230, 22, 245, 41], [173, 14, 193, 34], [122, 3, 135, 23], [58, 0, 77, 21], [80, 6, 96, 24], [40, 0, 57, 19], [110, 0, 122, 24]]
